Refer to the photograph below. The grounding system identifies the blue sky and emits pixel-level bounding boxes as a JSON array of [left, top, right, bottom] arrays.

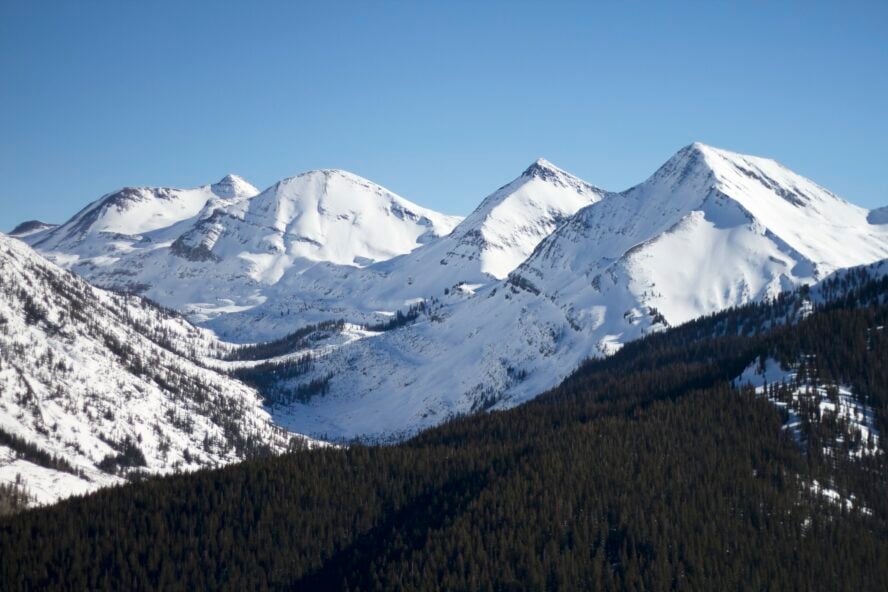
[[1, 1, 886, 230]]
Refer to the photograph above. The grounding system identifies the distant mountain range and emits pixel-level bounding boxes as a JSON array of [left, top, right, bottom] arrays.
[[6, 142, 888, 475]]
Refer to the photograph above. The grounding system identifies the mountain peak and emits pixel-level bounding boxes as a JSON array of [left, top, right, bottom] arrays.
[[521, 157, 569, 180], [211, 174, 258, 199], [429, 157, 606, 280], [670, 142, 789, 176], [216, 173, 245, 184], [688, 140, 715, 153], [683, 141, 743, 158], [647, 142, 792, 198], [530, 157, 558, 169], [667, 141, 750, 165], [661, 141, 714, 167], [219, 167, 461, 269], [267, 169, 386, 203], [660, 142, 850, 211], [268, 168, 368, 191]]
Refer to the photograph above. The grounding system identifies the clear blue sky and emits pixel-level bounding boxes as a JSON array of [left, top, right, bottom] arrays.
[[2, 1, 886, 231]]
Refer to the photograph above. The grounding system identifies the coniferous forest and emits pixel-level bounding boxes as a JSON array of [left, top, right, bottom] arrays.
[[1, 275, 887, 591]]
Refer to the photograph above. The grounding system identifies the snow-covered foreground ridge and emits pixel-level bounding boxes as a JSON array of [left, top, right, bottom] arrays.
[[14, 143, 888, 443], [0, 233, 320, 506]]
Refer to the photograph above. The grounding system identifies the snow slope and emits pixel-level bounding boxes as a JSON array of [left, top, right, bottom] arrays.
[[0, 233, 316, 506]]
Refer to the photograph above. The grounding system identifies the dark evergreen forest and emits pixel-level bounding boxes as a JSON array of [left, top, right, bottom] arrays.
[[1, 274, 886, 591]]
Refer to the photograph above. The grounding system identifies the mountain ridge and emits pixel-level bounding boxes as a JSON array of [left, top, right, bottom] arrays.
[[12, 143, 888, 440], [21, 169, 463, 327]]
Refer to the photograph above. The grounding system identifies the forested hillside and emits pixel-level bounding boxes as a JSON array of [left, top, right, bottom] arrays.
[[1, 274, 886, 591]]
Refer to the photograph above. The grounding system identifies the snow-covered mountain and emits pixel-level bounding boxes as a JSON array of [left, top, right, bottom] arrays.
[[32, 174, 259, 251], [366, 158, 605, 295], [387, 158, 606, 280], [13, 143, 888, 443], [261, 144, 888, 440], [9, 220, 57, 239], [520, 142, 888, 325], [24, 171, 461, 327], [205, 158, 606, 340], [0, 233, 316, 506]]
